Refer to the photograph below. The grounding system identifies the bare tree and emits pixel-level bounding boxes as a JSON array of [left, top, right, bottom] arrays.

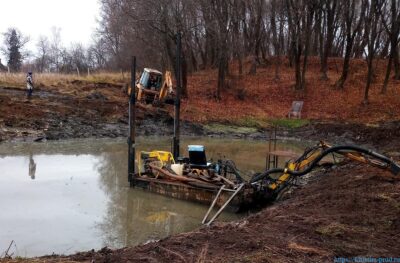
[[36, 35, 50, 72], [320, 0, 339, 80], [381, 0, 400, 93], [363, 0, 384, 104], [49, 27, 63, 72], [335, 0, 365, 89], [270, 0, 281, 79], [91, 0, 396, 102], [287, 0, 316, 90]]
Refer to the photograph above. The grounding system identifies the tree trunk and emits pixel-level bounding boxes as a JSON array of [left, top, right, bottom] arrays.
[[394, 47, 400, 80], [335, 38, 353, 89], [270, 0, 280, 80], [181, 55, 188, 98], [248, 56, 257, 75], [238, 56, 243, 75], [364, 56, 374, 104], [217, 55, 226, 100], [321, 0, 337, 80], [294, 42, 302, 90], [381, 56, 392, 94], [301, 6, 314, 89]]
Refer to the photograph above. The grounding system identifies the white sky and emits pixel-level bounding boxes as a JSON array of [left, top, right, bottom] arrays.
[[0, 0, 100, 62]]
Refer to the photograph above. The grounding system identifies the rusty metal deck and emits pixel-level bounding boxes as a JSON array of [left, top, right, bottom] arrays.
[[132, 176, 253, 212]]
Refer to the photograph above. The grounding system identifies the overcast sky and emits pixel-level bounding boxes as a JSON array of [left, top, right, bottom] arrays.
[[0, 0, 100, 62]]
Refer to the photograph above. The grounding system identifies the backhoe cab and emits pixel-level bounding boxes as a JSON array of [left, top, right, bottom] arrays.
[[135, 68, 174, 104]]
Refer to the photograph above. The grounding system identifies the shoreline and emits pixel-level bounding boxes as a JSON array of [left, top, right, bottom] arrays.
[[2, 120, 399, 152]]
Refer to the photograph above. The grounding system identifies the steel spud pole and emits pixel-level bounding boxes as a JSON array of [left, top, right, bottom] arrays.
[[173, 33, 182, 160], [128, 56, 136, 186]]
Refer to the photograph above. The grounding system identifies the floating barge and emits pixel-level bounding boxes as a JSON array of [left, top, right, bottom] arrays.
[[131, 175, 254, 212]]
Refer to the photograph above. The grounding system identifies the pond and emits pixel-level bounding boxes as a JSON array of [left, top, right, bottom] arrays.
[[0, 136, 310, 257]]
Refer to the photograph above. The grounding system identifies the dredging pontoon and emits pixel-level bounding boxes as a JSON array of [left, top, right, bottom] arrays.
[[127, 34, 400, 225]]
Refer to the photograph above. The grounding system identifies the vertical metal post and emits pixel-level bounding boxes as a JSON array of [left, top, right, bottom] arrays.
[[173, 33, 182, 160], [128, 56, 136, 186]]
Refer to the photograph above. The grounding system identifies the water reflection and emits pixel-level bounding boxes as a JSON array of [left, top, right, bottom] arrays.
[[0, 137, 311, 256], [93, 137, 310, 248], [28, 154, 36, 180], [95, 148, 238, 249]]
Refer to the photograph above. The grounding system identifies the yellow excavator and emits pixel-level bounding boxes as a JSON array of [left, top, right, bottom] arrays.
[[128, 68, 174, 104]]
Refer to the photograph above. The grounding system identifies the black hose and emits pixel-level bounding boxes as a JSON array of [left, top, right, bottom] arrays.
[[251, 145, 400, 183], [220, 159, 244, 183], [294, 145, 322, 163]]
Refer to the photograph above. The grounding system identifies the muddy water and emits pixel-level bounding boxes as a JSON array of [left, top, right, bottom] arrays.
[[0, 137, 309, 257]]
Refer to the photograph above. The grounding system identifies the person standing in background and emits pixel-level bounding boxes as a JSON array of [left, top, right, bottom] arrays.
[[29, 153, 36, 180], [26, 71, 34, 99]]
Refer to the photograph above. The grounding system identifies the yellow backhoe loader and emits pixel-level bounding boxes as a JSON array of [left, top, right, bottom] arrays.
[[129, 68, 174, 105]]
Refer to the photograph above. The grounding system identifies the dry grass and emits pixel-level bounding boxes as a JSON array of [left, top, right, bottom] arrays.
[[0, 71, 129, 89]]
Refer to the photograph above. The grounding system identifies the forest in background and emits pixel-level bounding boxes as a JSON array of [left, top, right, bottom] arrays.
[[1, 0, 399, 104]]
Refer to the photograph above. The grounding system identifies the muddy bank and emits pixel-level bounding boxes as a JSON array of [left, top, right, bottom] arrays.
[[1, 82, 400, 149], [289, 121, 400, 152], [0, 83, 204, 142]]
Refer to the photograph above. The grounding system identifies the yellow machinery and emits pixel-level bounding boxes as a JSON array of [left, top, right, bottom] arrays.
[[129, 68, 173, 104], [250, 141, 400, 200], [138, 150, 175, 176]]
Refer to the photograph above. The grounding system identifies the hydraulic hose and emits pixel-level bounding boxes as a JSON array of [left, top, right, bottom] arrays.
[[250, 145, 400, 183], [220, 159, 244, 183]]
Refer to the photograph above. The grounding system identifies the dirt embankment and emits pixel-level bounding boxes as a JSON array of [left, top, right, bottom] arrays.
[[1, 57, 400, 144], [2, 162, 399, 263], [289, 121, 400, 152], [0, 80, 205, 143], [2, 79, 400, 149]]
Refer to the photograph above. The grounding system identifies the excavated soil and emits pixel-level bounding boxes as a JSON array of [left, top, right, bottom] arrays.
[[2, 162, 399, 262], [0, 82, 203, 142], [289, 121, 400, 152]]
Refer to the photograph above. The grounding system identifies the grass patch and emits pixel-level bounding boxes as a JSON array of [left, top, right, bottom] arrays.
[[204, 123, 258, 134], [268, 118, 309, 129], [233, 117, 269, 129], [205, 118, 309, 132]]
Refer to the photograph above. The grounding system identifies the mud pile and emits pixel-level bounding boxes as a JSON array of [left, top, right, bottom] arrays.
[[293, 121, 400, 151]]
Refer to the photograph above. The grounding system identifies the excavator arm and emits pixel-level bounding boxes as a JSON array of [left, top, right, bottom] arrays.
[[251, 142, 400, 199]]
